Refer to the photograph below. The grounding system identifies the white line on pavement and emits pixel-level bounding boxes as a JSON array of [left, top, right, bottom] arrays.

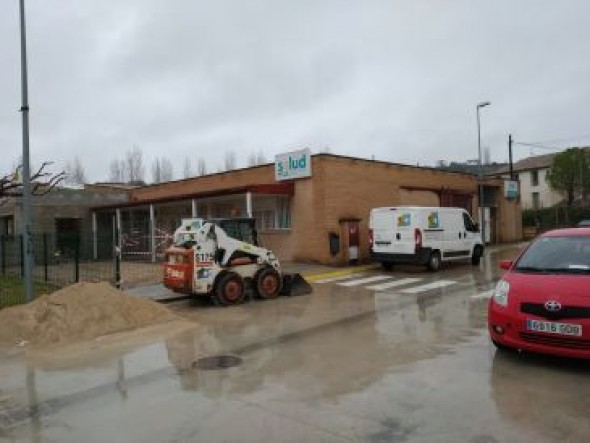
[[400, 280, 456, 294], [338, 275, 393, 287], [470, 290, 495, 300], [313, 274, 366, 284], [367, 278, 423, 291]]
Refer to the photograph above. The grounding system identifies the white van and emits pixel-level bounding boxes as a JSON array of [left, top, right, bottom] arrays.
[[369, 206, 484, 271]]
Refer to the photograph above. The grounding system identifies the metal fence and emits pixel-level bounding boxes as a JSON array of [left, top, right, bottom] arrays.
[[523, 206, 590, 232], [0, 231, 171, 308]]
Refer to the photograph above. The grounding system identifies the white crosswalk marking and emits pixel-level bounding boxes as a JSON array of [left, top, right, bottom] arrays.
[[313, 274, 366, 284], [338, 275, 393, 287], [470, 290, 495, 300], [367, 278, 423, 291], [400, 280, 456, 294]]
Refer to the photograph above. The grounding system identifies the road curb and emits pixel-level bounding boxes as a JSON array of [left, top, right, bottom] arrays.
[[302, 264, 379, 282]]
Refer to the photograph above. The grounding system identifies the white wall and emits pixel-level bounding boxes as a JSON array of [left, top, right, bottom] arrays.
[[517, 168, 563, 209]]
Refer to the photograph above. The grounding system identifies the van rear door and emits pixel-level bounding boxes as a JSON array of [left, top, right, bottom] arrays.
[[371, 208, 416, 255]]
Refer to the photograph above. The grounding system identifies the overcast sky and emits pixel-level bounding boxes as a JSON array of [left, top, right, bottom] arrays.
[[1, 0, 590, 182]]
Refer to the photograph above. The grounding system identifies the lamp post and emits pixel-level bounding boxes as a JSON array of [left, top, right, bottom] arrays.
[[477, 101, 491, 245], [19, 0, 34, 302]]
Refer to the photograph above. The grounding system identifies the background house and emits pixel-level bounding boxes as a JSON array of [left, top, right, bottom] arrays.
[[490, 147, 590, 210]]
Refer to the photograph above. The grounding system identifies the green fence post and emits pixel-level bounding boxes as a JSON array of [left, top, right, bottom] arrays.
[[74, 233, 80, 283], [20, 234, 24, 277], [43, 233, 48, 283], [0, 235, 5, 275]]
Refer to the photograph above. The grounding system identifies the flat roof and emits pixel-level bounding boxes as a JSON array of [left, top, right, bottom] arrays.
[[91, 182, 294, 211]]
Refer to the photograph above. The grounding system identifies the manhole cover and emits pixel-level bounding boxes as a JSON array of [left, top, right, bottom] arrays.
[[194, 355, 243, 370]]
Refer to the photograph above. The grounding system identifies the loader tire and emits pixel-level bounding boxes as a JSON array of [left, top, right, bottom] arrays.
[[213, 272, 246, 306], [255, 268, 282, 300]]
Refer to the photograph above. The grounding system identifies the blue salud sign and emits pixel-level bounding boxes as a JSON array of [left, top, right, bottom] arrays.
[[504, 180, 519, 199], [275, 149, 312, 181]]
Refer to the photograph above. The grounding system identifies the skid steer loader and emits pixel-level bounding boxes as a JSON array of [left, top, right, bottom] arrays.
[[163, 218, 312, 306]]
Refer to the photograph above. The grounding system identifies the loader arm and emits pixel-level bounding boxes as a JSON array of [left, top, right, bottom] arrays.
[[206, 223, 281, 270]]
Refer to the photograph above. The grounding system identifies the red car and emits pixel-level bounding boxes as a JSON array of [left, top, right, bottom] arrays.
[[488, 228, 590, 359]]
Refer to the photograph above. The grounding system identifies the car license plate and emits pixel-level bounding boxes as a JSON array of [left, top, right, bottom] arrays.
[[526, 319, 582, 336]]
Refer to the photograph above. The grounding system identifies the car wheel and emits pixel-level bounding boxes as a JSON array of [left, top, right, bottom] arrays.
[[381, 262, 394, 271], [492, 339, 510, 351], [427, 251, 441, 272], [255, 267, 282, 299], [471, 246, 483, 266], [213, 272, 246, 306]]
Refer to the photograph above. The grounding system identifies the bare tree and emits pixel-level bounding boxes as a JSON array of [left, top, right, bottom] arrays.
[[1, 162, 65, 198], [256, 150, 267, 165], [223, 150, 237, 171], [197, 157, 207, 176], [65, 156, 87, 185], [151, 157, 174, 183], [109, 159, 126, 182], [183, 157, 193, 178], [161, 158, 173, 182], [152, 158, 162, 183], [126, 145, 145, 183], [247, 152, 257, 167], [247, 150, 267, 167]]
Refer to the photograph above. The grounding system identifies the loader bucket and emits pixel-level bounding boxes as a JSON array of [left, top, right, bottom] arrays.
[[280, 273, 313, 297]]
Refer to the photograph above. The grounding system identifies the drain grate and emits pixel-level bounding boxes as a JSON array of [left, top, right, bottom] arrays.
[[194, 355, 243, 370]]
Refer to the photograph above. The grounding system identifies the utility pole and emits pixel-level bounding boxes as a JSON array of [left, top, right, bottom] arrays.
[[19, 0, 34, 302], [476, 101, 491, 245], [508, 134, 514, 180]]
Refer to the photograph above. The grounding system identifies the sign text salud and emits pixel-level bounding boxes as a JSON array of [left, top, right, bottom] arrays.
[[275, 149, 312, 181]]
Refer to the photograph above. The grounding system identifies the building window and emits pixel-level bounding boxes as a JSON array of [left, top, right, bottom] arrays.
[[532, 192, 540, 209], [252, 197, 291, 231], [1, 216, 14, 236], [531, 170, 539, 187], [253, 210, 276, 231]]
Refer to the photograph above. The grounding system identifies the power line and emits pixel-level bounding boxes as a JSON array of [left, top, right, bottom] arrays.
[[524, 133, 590, 146], [512, 141, 561, 150]]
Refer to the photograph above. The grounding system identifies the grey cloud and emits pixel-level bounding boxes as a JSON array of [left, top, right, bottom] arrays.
[[1, 0, 590, 181]]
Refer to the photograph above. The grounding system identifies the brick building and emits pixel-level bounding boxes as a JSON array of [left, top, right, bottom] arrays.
[[93, 153, 522, 265]]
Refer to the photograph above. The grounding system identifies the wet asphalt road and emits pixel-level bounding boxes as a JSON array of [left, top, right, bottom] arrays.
[[0, 246, 589, 443]]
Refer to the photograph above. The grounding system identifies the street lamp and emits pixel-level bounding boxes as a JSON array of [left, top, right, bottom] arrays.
[[477, 101, 491, 246], [19, 0, 34, 302]]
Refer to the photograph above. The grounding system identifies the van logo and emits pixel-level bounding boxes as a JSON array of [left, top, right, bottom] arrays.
[[427, 212, 440, 229], [397, 213, 411, 227]]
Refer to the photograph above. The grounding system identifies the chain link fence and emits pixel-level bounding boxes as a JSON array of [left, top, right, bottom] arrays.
[[0, 230, 174, 308]]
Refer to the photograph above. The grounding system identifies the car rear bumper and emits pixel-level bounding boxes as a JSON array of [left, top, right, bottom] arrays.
[[371, 248, 432, 265], [488, 305, 590, 360]]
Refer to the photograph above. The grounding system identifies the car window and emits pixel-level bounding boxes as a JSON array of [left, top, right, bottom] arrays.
[[515, 236, 590, 273], [463, 213, 477, 232]]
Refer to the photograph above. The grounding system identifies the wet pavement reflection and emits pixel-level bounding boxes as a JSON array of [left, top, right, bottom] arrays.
[[1, 245, 589, 443]]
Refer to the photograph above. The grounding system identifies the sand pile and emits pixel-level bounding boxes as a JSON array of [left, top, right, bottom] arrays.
[[0, 282, 177, 347]]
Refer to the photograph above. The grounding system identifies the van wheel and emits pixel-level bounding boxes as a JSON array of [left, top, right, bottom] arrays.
[[427, 251, 442, 272], [213, 272, 246, 306], [381, 262, 394, 271], [471, 246, 483, 266]]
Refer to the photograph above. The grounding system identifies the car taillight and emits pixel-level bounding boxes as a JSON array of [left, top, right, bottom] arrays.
[[369, 229, 374, 247], [414, 228, 422, 252]]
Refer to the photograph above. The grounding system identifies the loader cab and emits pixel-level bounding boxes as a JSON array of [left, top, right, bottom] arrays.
[[207, 218, 259, 246]]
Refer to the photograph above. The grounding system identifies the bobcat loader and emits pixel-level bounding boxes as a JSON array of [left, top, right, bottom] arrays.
[[163, 218, 312, 305]]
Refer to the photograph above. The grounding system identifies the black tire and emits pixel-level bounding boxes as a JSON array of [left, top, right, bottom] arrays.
[[255, 267, 282, 300], [213, 272, 246, 306], [492, 339, 510, 352], [427, 251, 442, 272], [381, 262, 394, 271], [471, 246, 483, 266]]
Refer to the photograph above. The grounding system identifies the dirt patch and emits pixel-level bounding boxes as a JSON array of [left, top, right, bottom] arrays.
[[0, 282, 178, 348]]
